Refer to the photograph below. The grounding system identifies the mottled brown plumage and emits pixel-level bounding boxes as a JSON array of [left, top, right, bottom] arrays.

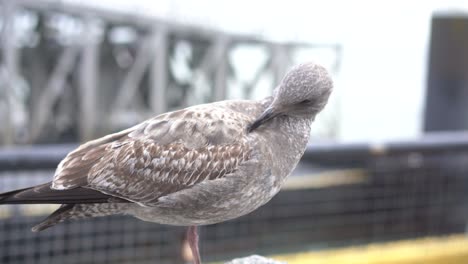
[[52, 105, 255, 206], [0, 62, 333, 264]]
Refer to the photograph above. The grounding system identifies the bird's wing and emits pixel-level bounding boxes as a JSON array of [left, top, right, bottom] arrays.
[[52, 104, 254, 205]]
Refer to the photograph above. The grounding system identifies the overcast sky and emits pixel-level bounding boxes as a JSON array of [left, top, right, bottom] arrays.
[[65, 0, 468, 142]]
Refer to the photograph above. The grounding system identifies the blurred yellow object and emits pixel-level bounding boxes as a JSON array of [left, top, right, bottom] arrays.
[[20, 204, 60, 216], [283, 168, 368, 190], [0, 207, 12, 219], [273, 235, 468, 264]]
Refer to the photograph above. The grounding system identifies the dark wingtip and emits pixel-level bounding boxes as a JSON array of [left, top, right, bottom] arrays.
[[0, 187, 30, 204]]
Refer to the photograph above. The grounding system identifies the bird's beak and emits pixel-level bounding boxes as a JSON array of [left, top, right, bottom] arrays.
[[247, 107, 279, 133]]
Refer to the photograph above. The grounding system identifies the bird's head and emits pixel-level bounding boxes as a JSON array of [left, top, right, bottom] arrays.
[[248, 62, 333, 133]]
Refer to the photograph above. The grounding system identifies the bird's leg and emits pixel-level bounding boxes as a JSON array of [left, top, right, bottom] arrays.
[[186, 225, 201, 264]]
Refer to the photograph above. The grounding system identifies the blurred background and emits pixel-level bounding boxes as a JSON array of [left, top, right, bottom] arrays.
[[1, 0, 468, 263]]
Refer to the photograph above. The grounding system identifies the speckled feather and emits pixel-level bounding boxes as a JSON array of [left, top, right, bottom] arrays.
[[52, 104, 256, 205], [31, 62, 333, 230]]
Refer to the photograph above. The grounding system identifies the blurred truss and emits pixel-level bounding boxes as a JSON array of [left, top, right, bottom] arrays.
[[0, 0, 342, 145]]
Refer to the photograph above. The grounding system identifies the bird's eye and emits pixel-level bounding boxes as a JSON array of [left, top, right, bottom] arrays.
[[299, 99, 311, 104]]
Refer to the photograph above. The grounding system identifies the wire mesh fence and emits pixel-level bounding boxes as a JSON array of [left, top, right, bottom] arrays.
[[1, 135, 468, 263]]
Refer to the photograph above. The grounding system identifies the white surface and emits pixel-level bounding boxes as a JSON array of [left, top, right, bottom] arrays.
[[225, 255, 286, 264]]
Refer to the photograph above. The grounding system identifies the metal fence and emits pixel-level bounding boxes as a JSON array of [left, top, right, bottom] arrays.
[[0, 0, 341, 145], [1, 132, 468, 263]]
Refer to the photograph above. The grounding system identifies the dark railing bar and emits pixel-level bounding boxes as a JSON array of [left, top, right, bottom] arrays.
[[0, 132, 468, 171]]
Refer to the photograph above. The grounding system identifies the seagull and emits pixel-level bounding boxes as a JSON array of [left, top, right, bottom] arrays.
[[0, 62, 332, 264]]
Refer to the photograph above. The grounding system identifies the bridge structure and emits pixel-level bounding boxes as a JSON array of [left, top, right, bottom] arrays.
[[0, 0, 341, 145]]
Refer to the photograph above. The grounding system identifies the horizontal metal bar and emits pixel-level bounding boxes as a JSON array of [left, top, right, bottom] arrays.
[[302, 132, 468, 166], [15, 0, 261, 43], [0, 144, 75, 171], [14, 0, 326, 47], [0, 132, 468, 172]]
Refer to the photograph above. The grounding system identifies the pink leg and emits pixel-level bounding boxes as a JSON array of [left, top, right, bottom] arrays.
[[186, 226, 201, 264]]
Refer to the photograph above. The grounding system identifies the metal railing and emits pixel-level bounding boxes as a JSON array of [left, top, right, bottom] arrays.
[[0, 0, 341, 145]]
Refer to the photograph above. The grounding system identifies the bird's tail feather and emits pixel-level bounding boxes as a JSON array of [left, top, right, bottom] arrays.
[[1, 182, 133, 232], [32, 203, 133, 232], [31, 204, 75, 232]]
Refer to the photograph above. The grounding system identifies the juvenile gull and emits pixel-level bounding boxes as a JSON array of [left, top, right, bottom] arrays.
[[0, 62, 332, 263]]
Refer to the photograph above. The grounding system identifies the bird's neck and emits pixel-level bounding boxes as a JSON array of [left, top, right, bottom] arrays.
[[262, 113, 313, 178]]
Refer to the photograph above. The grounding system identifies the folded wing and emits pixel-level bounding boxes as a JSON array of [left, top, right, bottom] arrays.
[[51, 106, 253, 205]]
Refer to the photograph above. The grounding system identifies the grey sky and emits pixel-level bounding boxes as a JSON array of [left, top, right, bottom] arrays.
[[66, 0, 468, 142]]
